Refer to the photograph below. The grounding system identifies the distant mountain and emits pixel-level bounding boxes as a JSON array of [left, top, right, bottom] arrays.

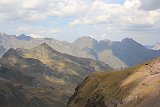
[[144, 45, 154, 49], [153, 42, 160, 50], [111, 38, 160, 66], [0, 32, 160, 69], [67, 57, 160, 107], [0, 43, 112, 107], [72, 37, 127, 69], [16, 34, 33, 41]]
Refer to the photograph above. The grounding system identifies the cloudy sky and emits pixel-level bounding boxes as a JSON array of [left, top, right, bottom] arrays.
[[0, 0, 160, 45]]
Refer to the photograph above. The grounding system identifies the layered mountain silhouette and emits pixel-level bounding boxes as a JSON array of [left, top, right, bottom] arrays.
[[67, 57, 160, 107], [0, 43, 111, 107], [16, 34, 33, 41], [0, 32, 160, 107], [0, 32, 160, 69]]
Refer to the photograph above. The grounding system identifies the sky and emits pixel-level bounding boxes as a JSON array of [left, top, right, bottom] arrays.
[[0, 0, 160, 45]]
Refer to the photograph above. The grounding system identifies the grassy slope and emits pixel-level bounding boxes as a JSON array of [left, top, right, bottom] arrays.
[[67, 57, 160, 107]]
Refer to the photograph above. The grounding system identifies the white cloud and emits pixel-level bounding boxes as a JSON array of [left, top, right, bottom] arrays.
[[0, 0, 160, 44], [0, 0, 48, 21], [69, 0, 160, 31], [48, 0, 87, 17], [123, 0, 141, 9], [0, 0, 88, 22], [69, 15, 109, 26], [1, 0, 160, 27]]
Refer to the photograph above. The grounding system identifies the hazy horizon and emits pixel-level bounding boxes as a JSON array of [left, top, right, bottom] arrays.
[[0, 32, 158, 46], [0, 0, 160, 45]]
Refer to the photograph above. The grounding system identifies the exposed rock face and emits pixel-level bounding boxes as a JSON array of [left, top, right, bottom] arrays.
[[0, 43, 112, 107], [67, 57, 160, 107]]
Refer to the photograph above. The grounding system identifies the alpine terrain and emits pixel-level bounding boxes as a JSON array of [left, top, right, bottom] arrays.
[[67, 57, 160, 107], [1, 33, 160, 69], [0, 43, 112, 107]]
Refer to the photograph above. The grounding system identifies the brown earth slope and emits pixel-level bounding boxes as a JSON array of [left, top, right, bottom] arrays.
[[67, 57, 160, 107]]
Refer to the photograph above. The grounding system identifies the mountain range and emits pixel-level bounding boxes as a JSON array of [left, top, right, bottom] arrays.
[[1, 32, 160, 69], [67, 57, 160, 107], [0, 32, 160, 107], [0, 43, 111, 107]]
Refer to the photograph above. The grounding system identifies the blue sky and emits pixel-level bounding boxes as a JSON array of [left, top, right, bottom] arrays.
[[0, 0, 160, 45]]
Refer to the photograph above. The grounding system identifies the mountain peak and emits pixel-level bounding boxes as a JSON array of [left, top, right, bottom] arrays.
[[5, 48, 18, 54], [41, 42, 49, 46], [2, 48, 21, 58], [73, 36, 98, 49], [32, 42, 58, 54], [17, 34, 33, 41], [121, 37, 146, 48], [40, 42, 53, 50], [121, 37, 135, 42], [73, 36, 97, 44]]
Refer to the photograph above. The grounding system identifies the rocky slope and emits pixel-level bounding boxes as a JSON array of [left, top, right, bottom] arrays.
[[0, 43, 112, 107], [1, 32, 160, 69], [67, 57, 160, 107]]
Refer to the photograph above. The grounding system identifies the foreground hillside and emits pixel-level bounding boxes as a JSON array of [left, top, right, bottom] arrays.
[[0, 43, 112, 107], [67, 57, 160, 107]]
